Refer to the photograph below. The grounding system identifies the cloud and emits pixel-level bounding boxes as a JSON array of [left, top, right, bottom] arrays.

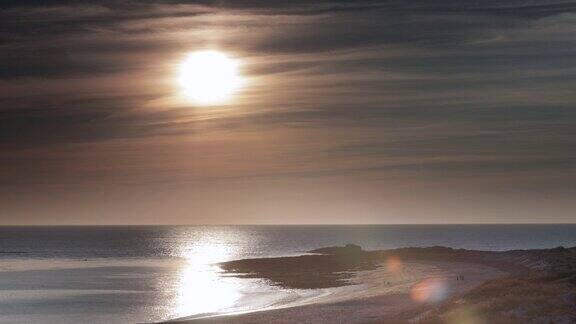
[[0, 0, 575, 194]]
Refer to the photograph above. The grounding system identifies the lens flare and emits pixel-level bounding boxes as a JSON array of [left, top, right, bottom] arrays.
[[410, 278, 449, 303], [385, 255, 403, 273]]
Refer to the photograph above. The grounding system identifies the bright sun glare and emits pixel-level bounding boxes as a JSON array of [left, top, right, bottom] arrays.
[[178, 50, 242, 105]]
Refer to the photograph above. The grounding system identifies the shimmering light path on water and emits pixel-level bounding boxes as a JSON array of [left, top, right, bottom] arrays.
[[0, 225, 575, 323]]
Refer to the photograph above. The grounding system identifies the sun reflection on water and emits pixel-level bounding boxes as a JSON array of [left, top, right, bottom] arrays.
[[172, 243, 242, 318]]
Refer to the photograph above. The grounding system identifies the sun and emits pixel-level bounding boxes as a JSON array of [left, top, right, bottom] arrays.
[[178, 50, 242, 105]]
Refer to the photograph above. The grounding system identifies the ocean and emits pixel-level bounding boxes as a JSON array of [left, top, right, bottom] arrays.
[[0, 224, 575, 323]]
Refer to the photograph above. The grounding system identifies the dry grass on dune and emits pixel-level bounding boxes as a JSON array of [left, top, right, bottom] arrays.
[[420, 274, 576, 324]]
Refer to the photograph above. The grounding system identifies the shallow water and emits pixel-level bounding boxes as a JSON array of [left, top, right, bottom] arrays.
[[0, 224, 575, 323]]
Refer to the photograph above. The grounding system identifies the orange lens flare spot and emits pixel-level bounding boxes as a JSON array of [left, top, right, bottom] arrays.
[[410, 278, 449, 303], [386, 255, 403, 273]]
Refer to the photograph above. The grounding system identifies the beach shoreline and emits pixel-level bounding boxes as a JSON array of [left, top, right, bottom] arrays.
[[170, 246, 511, 323], [179, 263, 503, 323], [170, 244, 576, 323]]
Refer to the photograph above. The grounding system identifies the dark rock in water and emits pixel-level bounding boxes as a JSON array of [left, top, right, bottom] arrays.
[[309, 244, 363, 255], [221, 243, 376, 289], [346, 243, 361, 250]]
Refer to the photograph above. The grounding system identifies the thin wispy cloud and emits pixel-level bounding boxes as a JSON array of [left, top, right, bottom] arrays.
[[1, 0, 575, 223]]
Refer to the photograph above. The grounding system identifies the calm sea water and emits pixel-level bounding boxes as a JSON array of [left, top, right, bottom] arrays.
[[0, 224, 575, 323]]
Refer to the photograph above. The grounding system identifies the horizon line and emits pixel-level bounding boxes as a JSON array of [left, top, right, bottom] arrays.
[[0, 223, 575, 226]]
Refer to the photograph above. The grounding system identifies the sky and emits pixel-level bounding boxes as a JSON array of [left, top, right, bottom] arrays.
[[1, 0, 575, 225]]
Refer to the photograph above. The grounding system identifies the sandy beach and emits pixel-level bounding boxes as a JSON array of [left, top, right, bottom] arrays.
[[173, 247, 507, 323], [170, 244, 576, 323]]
